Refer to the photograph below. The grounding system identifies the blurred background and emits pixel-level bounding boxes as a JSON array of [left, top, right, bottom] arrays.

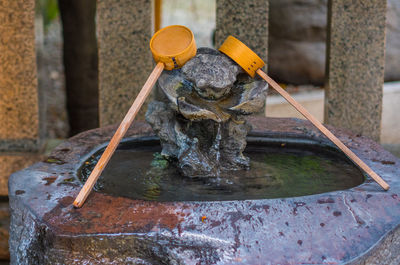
[[36, 0, 400, 154]]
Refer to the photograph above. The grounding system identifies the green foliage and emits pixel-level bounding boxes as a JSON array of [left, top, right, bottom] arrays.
[[36, 0, 59, 30]]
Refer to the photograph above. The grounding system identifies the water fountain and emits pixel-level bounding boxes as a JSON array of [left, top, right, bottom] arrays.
[[8, 46, 400, 264]]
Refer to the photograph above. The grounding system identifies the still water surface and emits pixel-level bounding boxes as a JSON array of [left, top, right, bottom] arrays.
[[79, 138, 364, 201]]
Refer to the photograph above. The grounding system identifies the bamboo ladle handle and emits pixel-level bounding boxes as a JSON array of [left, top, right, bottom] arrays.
[[74, 25, 197, 208], [256, 69, 389, 190], [219, 36, 389, 191], [73, 62, 164, 208]]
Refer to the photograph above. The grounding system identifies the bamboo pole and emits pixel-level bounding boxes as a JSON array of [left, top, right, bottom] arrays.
[[256, 69, 389, 190], [73, 62, 165, 207]]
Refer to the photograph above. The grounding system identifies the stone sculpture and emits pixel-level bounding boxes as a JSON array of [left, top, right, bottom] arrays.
[[146, 48, 268, 178]]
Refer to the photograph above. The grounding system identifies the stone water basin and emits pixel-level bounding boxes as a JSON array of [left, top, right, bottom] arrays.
[[79, 135, 364, 203], [8, 117, 400, 264]]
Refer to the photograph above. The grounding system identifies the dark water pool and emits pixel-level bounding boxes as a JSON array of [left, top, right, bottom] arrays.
[[79, 137, 364, 201]]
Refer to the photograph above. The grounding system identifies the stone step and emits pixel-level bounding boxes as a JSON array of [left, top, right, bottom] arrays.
[[0, 201, 10, 260]]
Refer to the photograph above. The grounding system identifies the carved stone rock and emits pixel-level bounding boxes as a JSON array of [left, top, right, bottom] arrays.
[[146, 48, 268, 178]]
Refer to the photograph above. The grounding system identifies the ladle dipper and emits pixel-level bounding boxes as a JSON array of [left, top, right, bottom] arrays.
[[74, 25, 196, 207], [219, 36, 389, 191]]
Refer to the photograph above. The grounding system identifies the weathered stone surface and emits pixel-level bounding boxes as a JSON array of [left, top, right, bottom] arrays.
[[0, 202, 10, 260], [268, 0, 400, 85], [8, 117, 400, 264], [325, 0, 386, 141], [182, 48, 241, 100], [146, 48, 268, 177], [0, 153, 42, 196], [97, 0, 154, 126], [0, 0, 40, 151], [215, 0, 268, 72]]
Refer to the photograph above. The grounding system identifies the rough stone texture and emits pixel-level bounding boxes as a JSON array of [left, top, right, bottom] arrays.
[[0, 153, 42, 196], [0, 2, 41, 260], [268, 0, 400, 85], [8, 117, 400, 264], [146, 48, 268, 177], [215, 0, 268, 72], [182, 48, 241, 100], [0, 0, 40, 151], [97, 0, 154, 126], [349, 224, 400, 265], [0, 201, 10, 260], [325, 0, 386, 142]]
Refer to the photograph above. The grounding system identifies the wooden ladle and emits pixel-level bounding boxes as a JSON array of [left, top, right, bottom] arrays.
[[74, 25, 197, 208], [219, 35, 389, 191]]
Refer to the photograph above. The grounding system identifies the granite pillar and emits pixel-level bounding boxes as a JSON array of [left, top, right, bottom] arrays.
[[215, 0, 268, 72], [97, 0, 154, 126], [325, 0, 387, 141], [0, 0, 42, 193], [0, 0, 40, 151], [0, 1, 41, 260]]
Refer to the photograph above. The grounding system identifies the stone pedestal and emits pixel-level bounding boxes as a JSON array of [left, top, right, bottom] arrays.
[[8, 118, 400, 264], [325, 0, 387, 141], [215, 0, 269, 72], [97, 0, 154, 126]]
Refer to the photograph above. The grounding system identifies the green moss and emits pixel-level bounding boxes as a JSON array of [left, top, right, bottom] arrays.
[[243, 83, 253, 91], [176, 81, 193, 95], [264, 154, 326, 176], [150, 153, 169, 169], [143, 153, 173, 200], [174, 83, 183, 91], [262, 153, 336, 196], [143, 184, 161, 200], [63, 177, 74, 182]]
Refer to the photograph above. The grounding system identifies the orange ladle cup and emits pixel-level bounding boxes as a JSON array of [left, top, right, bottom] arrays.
[[74, 25, 196, 208], [219, 36, 389, 191], [150, 25, 196, 70]]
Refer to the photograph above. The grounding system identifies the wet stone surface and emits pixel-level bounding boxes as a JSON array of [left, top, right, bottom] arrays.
[[8, 117, 400, 264]]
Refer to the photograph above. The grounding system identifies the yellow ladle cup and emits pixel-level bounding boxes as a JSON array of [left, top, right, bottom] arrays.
[[74, 25, 196, 208], [219, 35, 389, 191]]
